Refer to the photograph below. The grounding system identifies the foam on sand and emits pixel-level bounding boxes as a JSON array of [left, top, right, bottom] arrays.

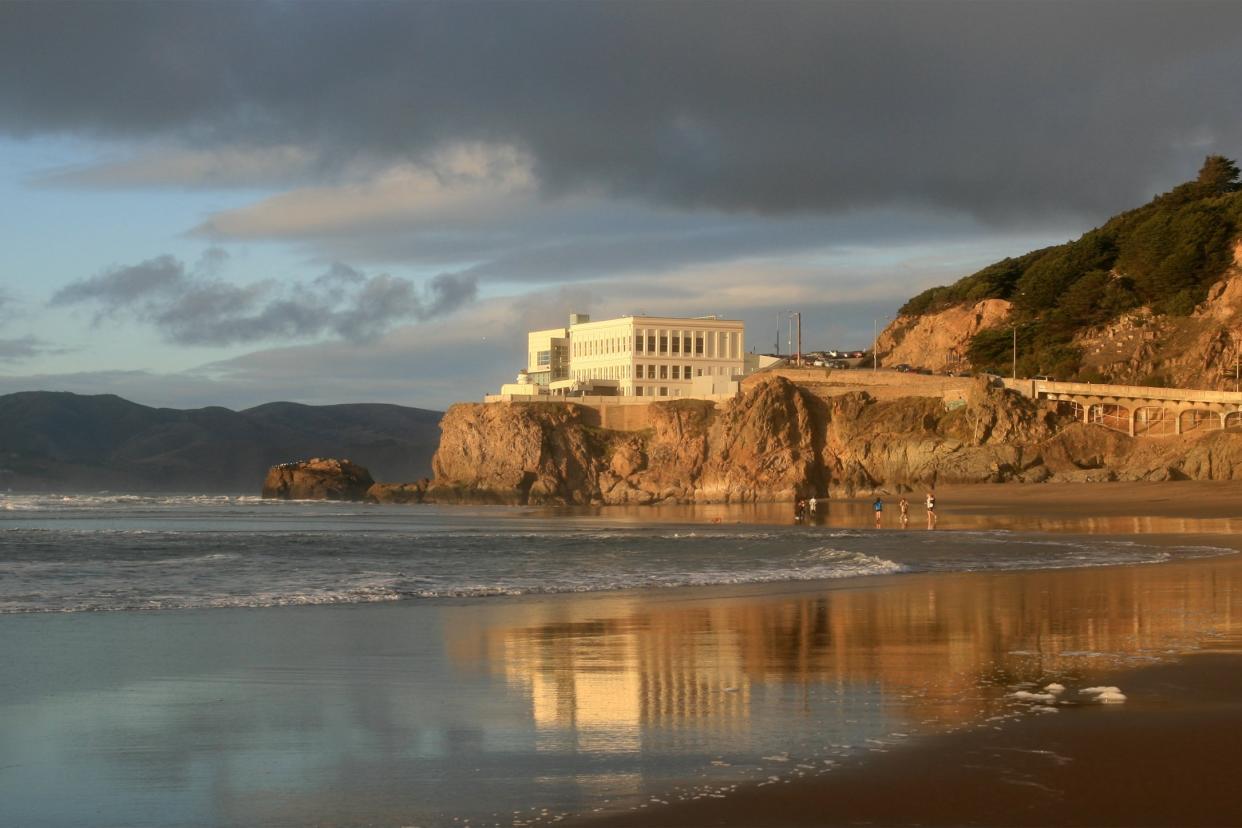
[[1008, 690, 1057, 703], [1080, 686, 1127, 703]]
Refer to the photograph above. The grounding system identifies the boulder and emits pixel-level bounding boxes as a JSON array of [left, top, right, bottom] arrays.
[[367, 480, 430, 504], [261, 457, 375, 501]]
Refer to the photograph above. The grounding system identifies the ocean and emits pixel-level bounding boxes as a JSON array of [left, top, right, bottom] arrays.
[[0, 494, 1231, 614], [1, 494, 1238, 827]]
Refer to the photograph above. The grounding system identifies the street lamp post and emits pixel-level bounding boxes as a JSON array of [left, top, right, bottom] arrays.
[[1012, 325, 1017, 380]]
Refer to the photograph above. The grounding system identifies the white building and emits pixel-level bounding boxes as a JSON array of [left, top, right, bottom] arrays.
[[501, 313, 747, 399]]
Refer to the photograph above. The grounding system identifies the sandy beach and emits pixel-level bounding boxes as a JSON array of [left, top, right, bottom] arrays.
[[4, 482, 1242, 827], [577, 481, 1242, 827]]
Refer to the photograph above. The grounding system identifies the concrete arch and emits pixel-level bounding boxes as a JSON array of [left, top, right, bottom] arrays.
[[1089, 403, 1132, 434], [1178, 408, 1219, 435], [1056, 400, 1084, 421], [1225, 410, 1242, 429], [1132, 405, 1173, 437]]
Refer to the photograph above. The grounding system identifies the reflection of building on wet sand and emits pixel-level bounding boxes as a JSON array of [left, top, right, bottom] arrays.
[[495, 611, 755, 753], [444, 560, 1242, 743]]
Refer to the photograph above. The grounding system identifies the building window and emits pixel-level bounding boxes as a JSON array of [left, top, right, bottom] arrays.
[[658, 334, 667, 354], [672, 365, 680, 379], [671, 335, 680, 353], [685, 365, 691, 378], [683, 336, 692, 354], [647, 365, 655, 379], [636, 334, 644, 352], [635, 386, 643, 397], [659, 386, 668, 396], [696, 368, 703, 377], [536, 350, 551, 366], [695, 336, 704, 355], [659, 365, 668, 379]]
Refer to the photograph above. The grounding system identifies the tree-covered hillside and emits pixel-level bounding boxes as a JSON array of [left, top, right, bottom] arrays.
[[900, 156, 1242, 379]]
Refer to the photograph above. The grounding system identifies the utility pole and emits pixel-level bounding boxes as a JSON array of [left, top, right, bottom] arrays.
[[793, 312, 802, 367], [873, 319, 878, 371], [1012, 326, 1017, 380]]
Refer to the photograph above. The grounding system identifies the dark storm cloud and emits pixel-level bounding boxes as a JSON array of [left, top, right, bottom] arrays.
[[50, 255, 476, 346], [3, 2, 1241, 221]]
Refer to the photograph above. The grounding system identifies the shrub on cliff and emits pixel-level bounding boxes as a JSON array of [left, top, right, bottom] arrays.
[[904, 156, 1242, 377]]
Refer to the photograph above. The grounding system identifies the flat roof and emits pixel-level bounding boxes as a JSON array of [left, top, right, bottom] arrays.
[[567, 315, 743, 329]]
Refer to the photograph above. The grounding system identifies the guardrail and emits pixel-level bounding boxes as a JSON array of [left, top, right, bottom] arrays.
[[1003, 378, 1242, 405]]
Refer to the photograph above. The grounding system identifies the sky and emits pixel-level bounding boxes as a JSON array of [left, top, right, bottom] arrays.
[[2, 1, 1241, 411]]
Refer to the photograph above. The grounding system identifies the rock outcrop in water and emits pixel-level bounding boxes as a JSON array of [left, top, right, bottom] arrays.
[[366, 480, 431, 504], [261, 457, 376, 501], [426, 376, 1242, 504]]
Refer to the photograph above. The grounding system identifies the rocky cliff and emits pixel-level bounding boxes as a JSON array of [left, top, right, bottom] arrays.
[[426, 376, 1242, 504], [262, 457, 376, 500], [878, 156, 1242, 383], [876, 298, 1012, 373], [1073, 239, 1242, 388]]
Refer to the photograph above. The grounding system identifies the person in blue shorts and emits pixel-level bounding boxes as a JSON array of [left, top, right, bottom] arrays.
[[872, 496, 883, 528]]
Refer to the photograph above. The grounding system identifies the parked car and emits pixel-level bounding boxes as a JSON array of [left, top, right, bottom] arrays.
[[893, 363, 912, 373]]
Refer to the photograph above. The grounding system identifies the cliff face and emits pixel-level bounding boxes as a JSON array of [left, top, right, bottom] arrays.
[[883, 235, 1242, 386], [875, 299, 1011, 372], [428, 402, 608, 504], [427, 376, 1242, 504], [1074, 240, 1242, 388]]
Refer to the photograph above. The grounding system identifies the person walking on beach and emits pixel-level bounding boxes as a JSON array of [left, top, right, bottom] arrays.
[[809, 496, 818, 516], [873, 496, 884, 528], [899, 497, 909, 528], [925, 490, 937, 529]]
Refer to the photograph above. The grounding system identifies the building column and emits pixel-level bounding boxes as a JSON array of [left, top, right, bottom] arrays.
[[1129, 407, 1137, 437]]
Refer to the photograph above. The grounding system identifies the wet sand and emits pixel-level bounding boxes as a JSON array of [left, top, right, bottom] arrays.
[[938, 479, 1242, 519], [586, 649, 1242, 827], [575, 482, 1242, 828]]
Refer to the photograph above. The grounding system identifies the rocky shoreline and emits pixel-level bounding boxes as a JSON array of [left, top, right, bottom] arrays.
[[262, 376, 1242, 505]]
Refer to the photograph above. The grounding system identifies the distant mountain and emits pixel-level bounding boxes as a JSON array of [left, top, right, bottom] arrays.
[[0, 391, 442, 493]]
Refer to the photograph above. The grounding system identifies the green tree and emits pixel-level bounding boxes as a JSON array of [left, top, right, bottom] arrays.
[[1196, 154, 1240, 195]]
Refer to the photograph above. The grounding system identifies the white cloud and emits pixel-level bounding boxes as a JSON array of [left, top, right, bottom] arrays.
[[194, 143, 538, 238]]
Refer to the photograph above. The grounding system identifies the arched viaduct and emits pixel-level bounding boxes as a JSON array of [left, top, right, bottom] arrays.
[[1002, 379, 1242, 437]]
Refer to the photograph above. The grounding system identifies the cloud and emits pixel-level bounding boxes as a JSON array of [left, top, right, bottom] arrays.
[[50, 254, 477, 346], [33, 144, 321, 189], [0, 335, 53, 362], [0, 290, 64, 362], [194, 144, 536, 239], [3, 2, 1241, 222]]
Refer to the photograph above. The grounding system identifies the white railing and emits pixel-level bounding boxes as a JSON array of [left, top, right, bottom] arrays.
[[1004, 378, 1242, 405]]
